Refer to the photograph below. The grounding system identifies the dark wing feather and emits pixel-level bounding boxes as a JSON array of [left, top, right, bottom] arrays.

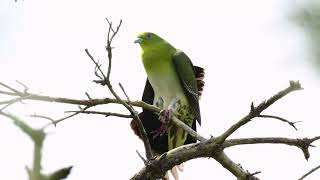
[[130, 79, 168, 154], [172, 51, 201, 125]]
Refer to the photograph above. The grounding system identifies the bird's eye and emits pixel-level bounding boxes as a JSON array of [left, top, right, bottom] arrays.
[[146, 34, 152, 39]]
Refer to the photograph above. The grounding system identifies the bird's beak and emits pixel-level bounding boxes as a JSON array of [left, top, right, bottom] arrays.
[[134, 38, 143, 44]]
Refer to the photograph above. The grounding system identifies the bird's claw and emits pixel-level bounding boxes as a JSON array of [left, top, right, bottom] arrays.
[[159, 108, 174, 124], [152, 98, 180, 139], [151, 123, 167, 139], [151, 108, 174, 139]]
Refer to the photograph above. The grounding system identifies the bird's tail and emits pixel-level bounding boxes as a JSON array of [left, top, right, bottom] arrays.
[[194, 66, 205, 97], [165, 163, 184, 180], [130, 113, 143, 140]]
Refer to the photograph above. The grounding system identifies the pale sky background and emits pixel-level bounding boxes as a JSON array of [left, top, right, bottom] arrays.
[[1, 0, 320, 179]]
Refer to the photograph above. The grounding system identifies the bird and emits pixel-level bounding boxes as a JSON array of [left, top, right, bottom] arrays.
[[130, 32, 204, 179]]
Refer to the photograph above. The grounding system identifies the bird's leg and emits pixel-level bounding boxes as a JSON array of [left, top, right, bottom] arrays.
[[155, 97, 164, 109], [151, 97, 166, 138], [159, 97, 181, 123], [152, 98, 181, 139]]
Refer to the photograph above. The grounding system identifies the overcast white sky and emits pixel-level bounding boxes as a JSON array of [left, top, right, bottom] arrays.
[[1, 0, 320, 179]]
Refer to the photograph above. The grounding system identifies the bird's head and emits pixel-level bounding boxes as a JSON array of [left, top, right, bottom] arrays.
[[134, 32, 164, 49]]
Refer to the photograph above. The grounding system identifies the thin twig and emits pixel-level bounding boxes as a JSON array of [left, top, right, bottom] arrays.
[[30, 106, 91, 128], [298, 164, 320, 180], [15, 80, 29, 92], [119, 83, 133, 109], [51, 113, 83, 126], [0, 98, 23, 105], [0, 90, 16, 96], [51, 106, 91, 126], [250, 171, 262, 176], [136, 150, 148, 165], [66, 110, 133, 118], [109, 20, 122, 43], [0, 82, 22, 95], [85, 49, 107, 80], [85, 92, 92, 100], [30, 114, 55, 123], [258, 114, 301, 130], [0, 94, 35, 111], [106, 18, 115, 33]]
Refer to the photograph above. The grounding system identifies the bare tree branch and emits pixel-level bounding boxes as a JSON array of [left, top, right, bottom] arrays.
[[131, 138, 253, 180], [0, 82, 159, 111], [29, 114, 55, 123], [299, 164, 320, 180], [0, 89, 17, 96], [136, 150, 148, 165], [217, 81, 303, 143], [172, 116, 206, 142], [132, 81, 305, 180], [15, 80, 29, 92], [0, 94, 35, 111], [66, 110, 133, 118], [223, 136, 320, 160], [258, 114, 301, 131], [132, 135, 320, 180], [0, 82, 22, 95]]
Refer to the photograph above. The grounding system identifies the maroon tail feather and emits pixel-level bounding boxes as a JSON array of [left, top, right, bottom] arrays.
[[130, 113, 143, 140], [194, 66, 205, 96]]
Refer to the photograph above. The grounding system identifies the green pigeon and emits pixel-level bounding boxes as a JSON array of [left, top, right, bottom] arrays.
[[132, 32, 204, 152]]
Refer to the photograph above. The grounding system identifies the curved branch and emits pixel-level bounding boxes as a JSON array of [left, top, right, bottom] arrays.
[[0, 87, 159, 111], [299, 164, 320, 180], [131, 137, 259, 180], [66, 110, 133, 118], [223, 136, 320, 160], [217, 81, 303, 143], [132, 136, 320, 180], [258, 114, 301, 130]]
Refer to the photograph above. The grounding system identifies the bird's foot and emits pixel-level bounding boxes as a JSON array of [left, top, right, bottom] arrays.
[[151, 107, 174, 139], [151, 123, 167, 139], [152, 98, 181, 139], [159, 98, 181, 124], [159, 108, 174, 124]]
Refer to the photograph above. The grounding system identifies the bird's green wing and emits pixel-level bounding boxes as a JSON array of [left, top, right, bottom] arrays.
[[172, 50, 201, 125]]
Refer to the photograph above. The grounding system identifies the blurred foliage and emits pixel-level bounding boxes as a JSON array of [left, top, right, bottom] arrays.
[[291, 0, 320, 71], [1, 112, 72, 180]]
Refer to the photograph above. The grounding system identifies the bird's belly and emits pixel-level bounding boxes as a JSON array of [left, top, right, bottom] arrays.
[[148, 71, 188, 109]]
